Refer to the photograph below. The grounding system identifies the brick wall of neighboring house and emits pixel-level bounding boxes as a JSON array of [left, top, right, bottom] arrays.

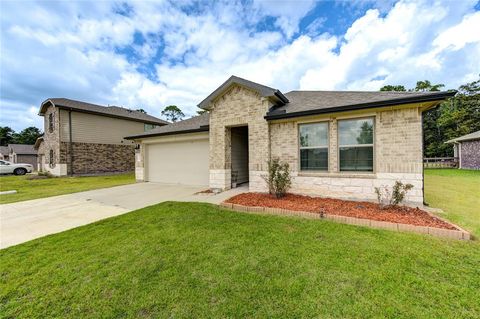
[[208, 84, 272, 191], [460, 140, 480, 169], [61, 142, 135, 175], [269, 107, 424, 204]]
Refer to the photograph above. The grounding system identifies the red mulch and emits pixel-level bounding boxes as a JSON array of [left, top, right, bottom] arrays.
[[225, 193, 457, 230]]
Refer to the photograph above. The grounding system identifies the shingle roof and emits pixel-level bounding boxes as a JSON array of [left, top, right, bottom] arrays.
[[266, 90, 456, 119], [8, 144, 37, 155], [125, 113, 210, 139], [446, 130, 480, 143], [40, 98, 169, 125], [198, 75, 288, 109]]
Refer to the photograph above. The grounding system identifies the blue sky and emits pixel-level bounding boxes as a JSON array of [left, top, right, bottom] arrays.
[[1, 0, 479, 131]]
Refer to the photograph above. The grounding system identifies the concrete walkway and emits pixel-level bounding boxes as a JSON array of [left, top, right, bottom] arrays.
[[0, 183, 247, 249]]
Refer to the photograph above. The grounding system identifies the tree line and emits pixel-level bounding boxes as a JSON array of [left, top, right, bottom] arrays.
[[380, 77, 480, 157], [0, 126, 43, 146]]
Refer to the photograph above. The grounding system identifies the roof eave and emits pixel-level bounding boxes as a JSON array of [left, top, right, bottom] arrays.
[[265, 91, 457, 121], [124, 126, 210, 140]]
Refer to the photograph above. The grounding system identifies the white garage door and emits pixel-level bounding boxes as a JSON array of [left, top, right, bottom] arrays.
[[146, 137, 209, 186]]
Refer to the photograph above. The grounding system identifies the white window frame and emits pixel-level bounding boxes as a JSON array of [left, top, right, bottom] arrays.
[[298, 121, 329, 171], [337, 117, 375, 172]]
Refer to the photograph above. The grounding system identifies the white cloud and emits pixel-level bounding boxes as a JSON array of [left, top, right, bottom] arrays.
[[1, 0, 479, 131]]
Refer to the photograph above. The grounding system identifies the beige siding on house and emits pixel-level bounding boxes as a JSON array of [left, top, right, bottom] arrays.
[[59, 110, 145, 145]]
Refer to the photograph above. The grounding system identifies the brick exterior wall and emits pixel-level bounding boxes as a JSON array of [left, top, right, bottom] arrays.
[[206, 84, 426, 204], [269, 108, 424, 204], [208, 84, 272, 190], [62, 142, 135, 175], [460, 140, 480, 169]]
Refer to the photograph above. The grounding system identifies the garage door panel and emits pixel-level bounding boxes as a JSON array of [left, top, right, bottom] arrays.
[[146, 138, 209, 186]]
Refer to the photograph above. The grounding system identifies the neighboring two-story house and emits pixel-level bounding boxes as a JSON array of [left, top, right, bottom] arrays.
[[35, 98, 168, 176]]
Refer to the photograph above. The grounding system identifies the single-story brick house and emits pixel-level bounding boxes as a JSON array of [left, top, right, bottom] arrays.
[[446, 130, 480, 169], [35, 98, 168, 176], [126, 76, 455, 205], [5, 144, 38, 168]]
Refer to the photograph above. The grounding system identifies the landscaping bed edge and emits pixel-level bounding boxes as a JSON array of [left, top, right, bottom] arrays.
[[219, 202, 471, 240]]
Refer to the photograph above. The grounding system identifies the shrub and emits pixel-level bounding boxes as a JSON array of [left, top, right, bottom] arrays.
[[374, 181, 414, 209], [262, 158, 292, 198]]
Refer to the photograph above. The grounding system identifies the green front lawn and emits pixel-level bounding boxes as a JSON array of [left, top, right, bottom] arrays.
[[0, 173, 135, 204], [424, 169, 480, 236], [1, 202, 479, 318]]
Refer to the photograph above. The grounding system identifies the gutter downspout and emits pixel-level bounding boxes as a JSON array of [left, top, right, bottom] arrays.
[[69, 110, 74, 176], [421, 110, 426, 206]]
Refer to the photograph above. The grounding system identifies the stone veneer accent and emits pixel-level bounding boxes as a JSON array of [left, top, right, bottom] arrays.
[[208, 84, 272, 191], [61, 142, 135, 175], [269, 107, 425, 204], [37, 105, 65, 175], [460, 140, 480, 169]]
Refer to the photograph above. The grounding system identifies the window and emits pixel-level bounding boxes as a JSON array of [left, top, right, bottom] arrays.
[[299, 122, 328, 171], [144, 124, 157, 131], [338, 118, 374, 172], [48, 113, 54, 133], [49, 149, 54, 166]]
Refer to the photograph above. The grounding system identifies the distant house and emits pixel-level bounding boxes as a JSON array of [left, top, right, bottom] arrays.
[[446, 130, 480, 170], [0, 146, 9, 161], [34, 98, 168, 176], [7, 144, 37, 169]]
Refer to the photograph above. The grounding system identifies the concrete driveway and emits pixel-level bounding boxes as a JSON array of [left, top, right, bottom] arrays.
[[0, 182, 246, 249]]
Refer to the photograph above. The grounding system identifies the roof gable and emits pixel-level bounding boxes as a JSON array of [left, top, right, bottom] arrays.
[[197, 75, 288, 109]]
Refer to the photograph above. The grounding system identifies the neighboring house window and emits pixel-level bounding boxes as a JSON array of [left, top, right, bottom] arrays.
[[299, 122, 329, 171], [338, 118, 374, 172], [49, 149, 55, 166], [144, 124, 157, 131], [48, 113, 54, 133]]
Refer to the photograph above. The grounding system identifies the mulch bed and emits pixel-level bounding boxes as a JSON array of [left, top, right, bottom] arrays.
[[225, 193, 457, 230]]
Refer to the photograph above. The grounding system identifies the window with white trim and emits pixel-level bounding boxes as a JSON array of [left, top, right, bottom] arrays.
[[299, 122, 328, 171], [338, 118, 374, 172]]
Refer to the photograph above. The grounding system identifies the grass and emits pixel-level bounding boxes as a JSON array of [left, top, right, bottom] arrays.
[[0, 173, 135, 204], [1, 202, 479, 318], [424, 169, 480, 236]]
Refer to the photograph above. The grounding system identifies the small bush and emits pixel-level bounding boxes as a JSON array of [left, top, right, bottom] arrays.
[[374, 181, 414, 209], [262, 158, 292, 198], [37, 171, 54, 178]]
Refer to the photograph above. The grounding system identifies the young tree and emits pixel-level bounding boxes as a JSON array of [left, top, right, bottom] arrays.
[[136, 108, 147, 114], [0, 126, 15, 146], [161, 105, 185, 122]]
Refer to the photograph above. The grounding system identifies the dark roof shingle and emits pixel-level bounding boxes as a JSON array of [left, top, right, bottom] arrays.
[[40, 98, 169, 125], [125, 113, 210, 139], [446, 130, 480, 143], [8, 144, 37, 155], [266, 90, 456, 119]]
